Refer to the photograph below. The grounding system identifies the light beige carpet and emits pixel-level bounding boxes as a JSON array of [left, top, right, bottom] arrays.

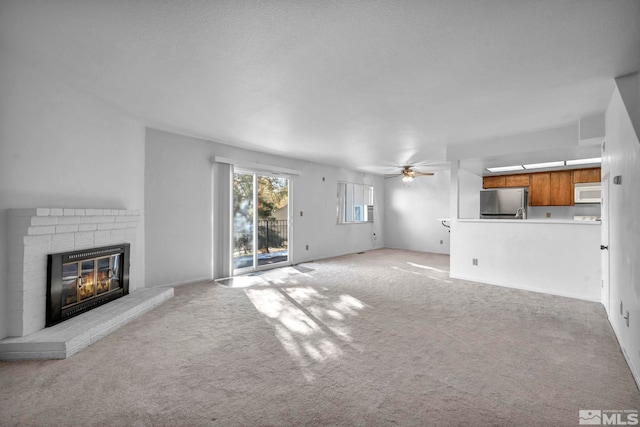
[[1, 249, 638, 426]]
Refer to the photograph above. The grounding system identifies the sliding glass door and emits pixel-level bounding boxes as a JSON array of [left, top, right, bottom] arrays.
[[233, 172, 255, 271], [233, 171, 289, 274]]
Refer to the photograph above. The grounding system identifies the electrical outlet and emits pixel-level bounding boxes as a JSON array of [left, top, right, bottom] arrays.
[[546, 212, 551, 218], [472, 258, 478, 266], [373, 233, 377, 241], [322, 177, 325, 182], [300, 211, 303, 217], [440, 240, 443, 244], [305, 244, 309, 250]]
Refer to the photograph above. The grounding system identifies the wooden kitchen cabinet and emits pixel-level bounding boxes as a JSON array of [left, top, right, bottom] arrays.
[[529, 171, 573, 206], [573, 167, 601, 183], [505, 174, 530, 187], [483, 167, 595, 206], [482, 176, 506, 188], [529, 173, 551, 206], [484, 174, 530, 188], [550, 170, 573, 205]]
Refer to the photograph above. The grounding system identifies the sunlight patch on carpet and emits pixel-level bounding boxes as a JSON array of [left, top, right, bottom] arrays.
[[391, 266, 423, 276], [406, 262, 448, 274], [245, 286, 365, 382], [429, 275, 452, 283], [391, 263, 452, 284], [216, 265, 314, 288]]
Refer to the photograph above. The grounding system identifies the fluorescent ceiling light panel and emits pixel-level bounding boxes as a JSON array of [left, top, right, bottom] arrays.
[[486, 165, 524, 173], [523, 161, 565, 170], [565, 157, 601, 166]]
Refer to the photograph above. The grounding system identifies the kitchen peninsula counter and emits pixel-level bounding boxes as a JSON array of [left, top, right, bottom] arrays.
[[456, 218, 601, 225], [450, 218, 601, 301]]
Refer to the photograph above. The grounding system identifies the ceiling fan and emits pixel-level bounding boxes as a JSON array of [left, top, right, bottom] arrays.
[[385, 166, 434, 183]]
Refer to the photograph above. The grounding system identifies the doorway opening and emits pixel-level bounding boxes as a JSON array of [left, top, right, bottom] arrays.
[[233, 171, 290, 274]]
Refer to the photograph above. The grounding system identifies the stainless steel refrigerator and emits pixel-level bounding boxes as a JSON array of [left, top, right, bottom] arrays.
[[480, 188, 528, 219]]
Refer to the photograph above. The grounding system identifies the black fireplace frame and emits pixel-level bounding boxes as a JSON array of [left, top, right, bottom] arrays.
[[46, 243, 130, 327]]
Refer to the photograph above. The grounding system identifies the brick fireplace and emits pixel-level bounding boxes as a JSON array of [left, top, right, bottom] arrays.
[[8, 208, 140, 337]]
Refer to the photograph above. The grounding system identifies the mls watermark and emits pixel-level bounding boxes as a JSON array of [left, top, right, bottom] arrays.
[[579, 409, 639, 425]]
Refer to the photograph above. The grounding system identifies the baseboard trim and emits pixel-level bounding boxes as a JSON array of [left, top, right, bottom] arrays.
[[158, 276, 212, 288], [293, 247, 387, 266], [448, 273, 601, 303], [607, 316, 640, 392]]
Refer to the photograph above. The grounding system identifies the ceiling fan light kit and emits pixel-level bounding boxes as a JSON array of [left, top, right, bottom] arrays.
[[386, 165, 434, 182]]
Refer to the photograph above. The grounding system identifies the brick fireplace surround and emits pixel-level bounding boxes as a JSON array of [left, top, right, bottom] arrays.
[[1, 208, 173, 360]]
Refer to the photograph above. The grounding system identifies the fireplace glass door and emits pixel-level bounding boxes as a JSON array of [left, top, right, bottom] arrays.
[[62, 254, 122, 310], [47, 244, 130, 327], [62, 263, 79, 307]]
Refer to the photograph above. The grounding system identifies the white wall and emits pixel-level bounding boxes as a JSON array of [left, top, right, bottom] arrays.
[[451, 220, 601, 301], [292, 162, 385, 264], [384, 170, 451, 254], [459, 168, 482, 219], [144, 129, 385, 286], [144, 130, 214, 287], [0, 52, 146, 339], [604, 74, 640, 384]]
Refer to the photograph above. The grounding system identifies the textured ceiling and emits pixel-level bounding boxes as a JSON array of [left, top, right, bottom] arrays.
[[1, 0, 639, 174]]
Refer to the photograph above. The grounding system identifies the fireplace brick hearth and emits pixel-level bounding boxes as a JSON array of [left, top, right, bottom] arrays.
[[0, 286, 173, 360], [8, 208, 141, 337]]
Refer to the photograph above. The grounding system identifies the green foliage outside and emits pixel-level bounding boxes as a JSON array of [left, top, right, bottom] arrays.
[[233, 174, 288, 220], [233, 174, 289, 255]]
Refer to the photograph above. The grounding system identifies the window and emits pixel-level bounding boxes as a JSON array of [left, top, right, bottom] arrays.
[[337, 182, 374, 223]]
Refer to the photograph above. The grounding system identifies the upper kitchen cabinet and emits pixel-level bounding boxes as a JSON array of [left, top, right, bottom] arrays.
[[482, 174, 530, 188], [504, 174, 530, 187], [482, 175, 506, 188], [484, 167, 598, 206], [550, 171, 573, 205], [529, 171, 573, 206], [573, 167, 601, 183], [529, 173, 551, 206]]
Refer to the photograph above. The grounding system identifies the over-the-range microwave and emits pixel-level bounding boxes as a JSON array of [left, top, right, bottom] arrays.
[[575, 183, 601, 204]]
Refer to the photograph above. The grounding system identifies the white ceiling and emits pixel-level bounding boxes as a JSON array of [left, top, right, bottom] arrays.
[[1, 0, 639, 175]]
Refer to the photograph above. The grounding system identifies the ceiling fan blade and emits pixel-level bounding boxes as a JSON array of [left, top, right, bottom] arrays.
[[414, 172, 435, 176], [384, 174, 402, 179]]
